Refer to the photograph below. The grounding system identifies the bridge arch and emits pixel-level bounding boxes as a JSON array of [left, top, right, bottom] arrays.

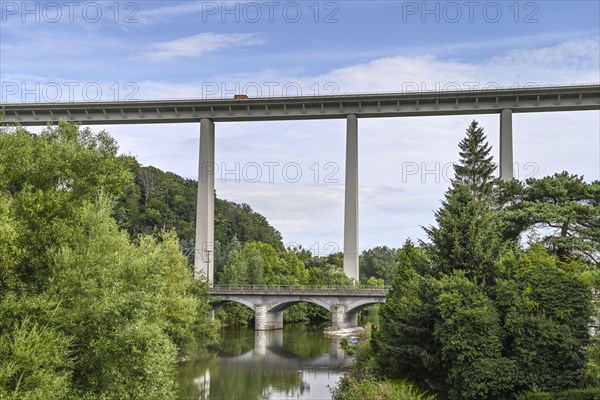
[[346, 298, 385, 315], [268, 297, 332, 313], [211, 298, 256, 312]]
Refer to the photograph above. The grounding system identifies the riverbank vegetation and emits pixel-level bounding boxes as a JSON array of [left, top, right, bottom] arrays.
[[332, 325, 435, 400], [334, 121, 600, 399], [0, 121, 395, 398], [3, 119, 598, 399], [0, 122, 217, 399]]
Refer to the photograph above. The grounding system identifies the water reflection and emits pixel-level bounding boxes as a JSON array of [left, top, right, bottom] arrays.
[[177, 323, 352, 400]]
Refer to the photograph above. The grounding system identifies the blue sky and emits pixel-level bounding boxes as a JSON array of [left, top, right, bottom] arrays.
[[1, 0, 599, 254]]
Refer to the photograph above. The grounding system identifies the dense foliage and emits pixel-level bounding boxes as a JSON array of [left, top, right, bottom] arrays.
[[343, 120, 598, 400], [332, 327, 436, 400], [3, 119, 597, 399], [116, 162, 285, 267], [496, 172, 600, 266], [0, 122, 216, 399], [359, 246, 398, 285]]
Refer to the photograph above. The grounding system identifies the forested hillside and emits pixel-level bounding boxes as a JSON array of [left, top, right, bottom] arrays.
[[114, 161, 284, 274]]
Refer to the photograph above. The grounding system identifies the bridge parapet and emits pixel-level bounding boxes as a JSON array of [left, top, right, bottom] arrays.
[[209, 285, 389, 297]]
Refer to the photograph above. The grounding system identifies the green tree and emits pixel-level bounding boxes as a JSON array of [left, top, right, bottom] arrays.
[[115, 160, 285, 270], [423, 184, 506, 286], [0, 317, 72, 400], [218, 241, 312, 324], [497, 245, 592, 392], [365, 276, 385, 288], [0, 121, 132, 290], [0, 122, 216, 399], [452, 120, 496, 199], [374, 242, 440, 390], [497, 172, 600, 266], [360, 246, 398, 285], [375, 259, 518, 399], [215, 199, 284, 251], [0, 194, 21, 292], [0, 122, 131, 201], [220, 239, 247, 286], [305, 252, 354, 287], [371, 121, 594, 399], [434, 273, 518, 399], [423, 120, 507, 286]]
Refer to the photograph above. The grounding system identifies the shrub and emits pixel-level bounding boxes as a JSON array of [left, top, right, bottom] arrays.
[[518, 387, 600, 400]]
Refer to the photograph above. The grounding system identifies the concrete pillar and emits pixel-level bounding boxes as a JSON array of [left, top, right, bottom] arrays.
[[344, 115, 359, 282], [332, 304, 347, 329], [255, 305, 283, 330], [195, 119, 215, 282], [333, 304, 360, 329], [500, 109, 514, 180]]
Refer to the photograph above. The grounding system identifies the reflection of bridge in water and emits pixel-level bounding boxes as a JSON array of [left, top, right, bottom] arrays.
[[191, 327, 350, 399], [216, 329, 350, 370]]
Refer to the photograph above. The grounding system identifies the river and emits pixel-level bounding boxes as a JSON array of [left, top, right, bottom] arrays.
[[176, 323, 353, 400]]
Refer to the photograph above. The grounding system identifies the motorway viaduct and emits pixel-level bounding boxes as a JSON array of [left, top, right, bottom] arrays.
[[3, 84, 599, 312], [209, 286, 387, 330]]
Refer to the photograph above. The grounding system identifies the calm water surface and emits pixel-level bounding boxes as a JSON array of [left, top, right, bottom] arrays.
[[177, 323, 353, 400]]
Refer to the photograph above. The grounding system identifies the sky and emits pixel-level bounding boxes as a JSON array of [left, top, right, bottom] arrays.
[[1, 0, 599, 255]]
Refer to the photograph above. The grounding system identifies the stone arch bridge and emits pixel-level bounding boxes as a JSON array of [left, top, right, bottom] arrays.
[[210, 286, 388, 330]]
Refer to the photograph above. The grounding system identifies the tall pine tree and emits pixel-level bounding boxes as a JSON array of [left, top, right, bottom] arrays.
[[423, 120, 505, 285], [452, 120, 496, 200]]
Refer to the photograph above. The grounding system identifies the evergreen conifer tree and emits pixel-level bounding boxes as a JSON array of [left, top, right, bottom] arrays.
[[423, 120, 505, 285], [452, 120, 497, 199]]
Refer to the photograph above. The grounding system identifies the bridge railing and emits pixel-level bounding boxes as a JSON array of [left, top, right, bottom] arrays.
[[209, 284, 390, 295]]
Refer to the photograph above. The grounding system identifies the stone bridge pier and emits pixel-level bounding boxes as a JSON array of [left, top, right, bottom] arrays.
[[255, 305, 284, 330], [332, 304, 358, 330]]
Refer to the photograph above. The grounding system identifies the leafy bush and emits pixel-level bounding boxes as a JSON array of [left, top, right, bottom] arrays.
[[332, 378, 436, 400], [518, 387, 600, 400]]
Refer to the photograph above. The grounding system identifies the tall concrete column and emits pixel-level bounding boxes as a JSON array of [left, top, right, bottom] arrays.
[[195, 118, 215, 282], [344, 114, 359, 282], [500, 109, 514, 180]]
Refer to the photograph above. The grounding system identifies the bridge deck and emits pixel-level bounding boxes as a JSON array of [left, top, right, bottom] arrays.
[[2, 84, 598, 125]]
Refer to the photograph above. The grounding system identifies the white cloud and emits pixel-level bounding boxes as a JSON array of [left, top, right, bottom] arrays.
[[95, 37, 600, 250], [128, 37, 599, 100], [135, 1, 244, 25], [312, 37, 600, 93], [139, 32, 264, 62]]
